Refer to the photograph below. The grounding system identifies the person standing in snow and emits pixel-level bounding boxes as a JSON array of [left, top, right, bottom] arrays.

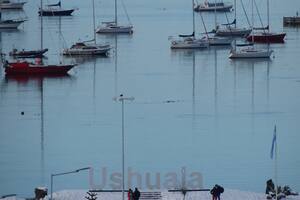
[[133, 188, 141, 200], [128, 188, 133, 200], [210, 185, 218, 200]]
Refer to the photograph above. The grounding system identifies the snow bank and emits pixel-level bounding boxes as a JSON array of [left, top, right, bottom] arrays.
[[2, 189, 300, 200]]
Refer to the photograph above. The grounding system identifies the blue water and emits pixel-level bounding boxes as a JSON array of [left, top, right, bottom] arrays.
[[1, 0, 300, 197]]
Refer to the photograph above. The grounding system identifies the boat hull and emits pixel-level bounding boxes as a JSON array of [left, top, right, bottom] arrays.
[[5, 62, 75, 75], [39, 9, 75, 16], [0, 20, 25, 29], [171, 39, 209, 49], [208, 37, 232, 46], [194, 5, 232, 12], [9, 49, 48, 58], [96, 25, 133, 34], [246, 32, 286, 43], [229, 49, 273, 59], [63, 48, 110, 56], [0, 2, 26, 9], [216, 28, 252, 37]]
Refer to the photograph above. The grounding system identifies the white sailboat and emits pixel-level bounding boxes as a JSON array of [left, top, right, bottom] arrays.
[[63, 0, 111, 56], [229, 44, 273, 58], [96, 0, 133, 34], [216, 0, 252, 37], [229, 0, 273, 59], [0, 8, 26, 29], [170, 0, 208, 49]]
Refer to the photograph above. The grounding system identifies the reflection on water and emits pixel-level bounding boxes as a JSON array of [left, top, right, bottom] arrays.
[[1, 0, 300, 197]]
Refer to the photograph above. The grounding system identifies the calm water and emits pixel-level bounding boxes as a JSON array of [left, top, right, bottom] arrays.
[[1, 0, 300, 197]]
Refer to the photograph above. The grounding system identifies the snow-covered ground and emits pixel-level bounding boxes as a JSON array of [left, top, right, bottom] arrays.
[[1, 189, 300, 200]]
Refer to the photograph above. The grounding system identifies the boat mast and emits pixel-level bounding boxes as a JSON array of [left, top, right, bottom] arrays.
[[115, 0, 118, 25], [267, 0, 269, 33], [234, 0, 236, 28], [40, 0, 43, 50], [214, 0, 217, 30], [192, 0, 195, 38], [92, 0, 96, 44], [251, 0, 254, 43]]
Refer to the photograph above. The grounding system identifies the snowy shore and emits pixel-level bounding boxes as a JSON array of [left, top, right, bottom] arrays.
[[1, 189, 300, 200]]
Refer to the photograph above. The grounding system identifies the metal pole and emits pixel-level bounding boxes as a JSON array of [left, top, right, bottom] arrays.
[[121, 98, 125, 200]]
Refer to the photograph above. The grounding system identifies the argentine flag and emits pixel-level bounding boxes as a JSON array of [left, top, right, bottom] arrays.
[[270, 126, 277, 159]]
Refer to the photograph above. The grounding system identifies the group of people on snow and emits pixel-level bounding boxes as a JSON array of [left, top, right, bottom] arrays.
[[128, 188, 141, 200]]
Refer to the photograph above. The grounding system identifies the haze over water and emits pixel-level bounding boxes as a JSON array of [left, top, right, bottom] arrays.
[[1, 0, 300, 197]]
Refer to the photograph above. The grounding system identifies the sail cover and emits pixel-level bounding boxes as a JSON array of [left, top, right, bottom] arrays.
[[222, 19, 236, 26], [47, 1, 61, 7], [179, 32, 195, 37], [253, 25, 269, 30]]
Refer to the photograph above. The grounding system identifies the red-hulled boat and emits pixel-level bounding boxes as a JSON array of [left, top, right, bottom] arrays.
[[4, 60, 75, 75], [246, 32, 286, 43]]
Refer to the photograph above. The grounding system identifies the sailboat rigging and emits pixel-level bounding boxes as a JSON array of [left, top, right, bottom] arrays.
[[229, 0, 273, 58], [4, 0, 76, 75], [246, 0, 286, 43], [203, 0, 233, 46], [38, 1, 76, 16], [63, 0, 111, 56], [0, 7, 26, 29], [215, 0, 252, 37], [170, 0, 208, 49], [96, 0, 133, 34]]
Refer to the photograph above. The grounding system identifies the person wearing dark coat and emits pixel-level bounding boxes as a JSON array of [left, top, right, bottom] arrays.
[[133, 188, 141, 200], [211, 185, 224, 200]]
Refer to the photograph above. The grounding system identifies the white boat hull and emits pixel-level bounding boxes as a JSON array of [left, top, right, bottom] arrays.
[[207, 37, 232, 46], [63, 45, 111, 56], [0, 20, 24, 29], [229, 49, 273, 58], [0, 2, 26, 9], [171, 38, 209, 49], [96, 25, 133, 34], [216, 27, 252, 37]]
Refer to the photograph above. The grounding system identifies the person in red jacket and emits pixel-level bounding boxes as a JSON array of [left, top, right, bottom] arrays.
[[128, 188, 133, 200]]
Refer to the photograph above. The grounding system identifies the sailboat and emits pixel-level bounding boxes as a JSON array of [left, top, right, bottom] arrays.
[[4, 0, 75, 75], [229, 0, 273, 58], [204, 0, 233, 46], [215, 0, 252, 37], [63, 0, 111, 56], [194, 0, 233, 12], [0, 8, 26, 29], [0, 0, 26, 9], [96, 0, 133, 34], [170, 0, 208, 49], [246, 0, 285, 43], [38, 1, 76, 16]]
